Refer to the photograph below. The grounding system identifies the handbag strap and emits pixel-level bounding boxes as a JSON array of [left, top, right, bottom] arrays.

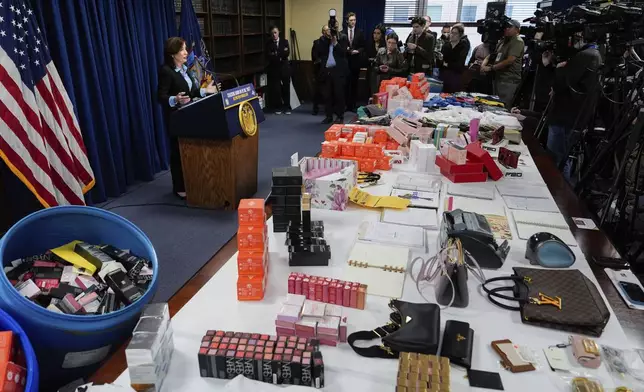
[[348, 324, 400, 359], [482, 276, 529, 311]]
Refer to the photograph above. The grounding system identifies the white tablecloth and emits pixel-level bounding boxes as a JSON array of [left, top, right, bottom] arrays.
[[114, 144, 634, 391]]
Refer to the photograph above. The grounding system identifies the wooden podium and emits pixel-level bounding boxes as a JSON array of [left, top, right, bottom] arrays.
[[169, 84, 265, 210]]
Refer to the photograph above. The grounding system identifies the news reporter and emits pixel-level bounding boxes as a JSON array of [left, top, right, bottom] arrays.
[[157, 37, 219, 199], [440, 24, 470, 93]]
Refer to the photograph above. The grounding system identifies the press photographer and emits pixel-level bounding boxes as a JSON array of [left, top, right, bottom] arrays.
[[316, 10, 349, 125], [545, 32, 602, 175], [481, 19, 525, 108]]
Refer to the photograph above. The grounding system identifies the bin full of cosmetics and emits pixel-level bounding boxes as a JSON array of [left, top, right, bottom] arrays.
[[125, 303, 174, 392], [198, 329, 325, 388], [0, 330, 28, 392], [4, 241, 153, 315]]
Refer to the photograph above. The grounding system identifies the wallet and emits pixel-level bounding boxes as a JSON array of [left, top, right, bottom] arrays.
[[491, 339, 536, 373], [440, 320, 473, 368]]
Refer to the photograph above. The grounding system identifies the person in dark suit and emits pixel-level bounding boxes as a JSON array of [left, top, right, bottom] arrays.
[[265, 26, 291, 115], [345, 12, 366, 112], [405, 17, 436, 75], [311, 25, 331, 115], [440, 24, 471, 93], [157, 37, 219, 199], [315, 20, 349, 124], [366, 24, 387, 96], [371, 33, 408, 93]]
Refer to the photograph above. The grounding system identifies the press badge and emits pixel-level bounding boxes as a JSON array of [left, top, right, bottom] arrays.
[[496, 52, 503, 62]]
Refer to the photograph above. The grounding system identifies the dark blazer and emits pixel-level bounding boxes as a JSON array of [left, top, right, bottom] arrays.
[[346, 27, 366, 70], [312, 37, 325, 73], [405, 31, 436, 73], [315, 34, 350, 76], [157, 64, 201, 113], [366, 38, 386, 64], [265, 38, 290, 75], [441, 36, 471, 73]]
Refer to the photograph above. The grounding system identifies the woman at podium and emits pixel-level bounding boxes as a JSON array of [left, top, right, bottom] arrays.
[[158, 37, 219, 199]]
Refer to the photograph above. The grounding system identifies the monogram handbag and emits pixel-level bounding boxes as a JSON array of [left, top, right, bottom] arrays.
[[348, 299, 441, 358], [482, 267, 610, 337]]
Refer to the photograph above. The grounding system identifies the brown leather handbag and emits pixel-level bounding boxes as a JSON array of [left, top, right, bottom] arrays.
[[482, 267, 610, 337]]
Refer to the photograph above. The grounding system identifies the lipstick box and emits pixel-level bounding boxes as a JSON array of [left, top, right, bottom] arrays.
[[301, 355, 313, 387], [339, 317, 348, 342], [272, 354, 283, 384], [358, 284, 367, 310], [260, 353, 274, 383], [313, 352, 325, 388], [243, 351, 255, 379], [198, 348, 211, 377], [277, 304, 302, 324], [288, 275, 296, 294], [237, 224, 267, 250], [302, 301, 325, 320], [225, 350, 236, 379], [104, 270, 143, 305], [237, 249, 266, 276], [237, 272, 266, 301], [336, 284, 344, 306], [234, 350, 245, 377], [238, 199, 265, 224], [342, 284, 351, 307], [74, 242, 115, 271], [350, 286, 358, 308]]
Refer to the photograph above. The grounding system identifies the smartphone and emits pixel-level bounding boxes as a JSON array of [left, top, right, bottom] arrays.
[[619, 281, 644, 304]]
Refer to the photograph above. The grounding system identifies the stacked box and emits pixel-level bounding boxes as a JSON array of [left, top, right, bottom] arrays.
[[397, 352, 450, 392], [125, 303, 174, 392], [237, 199, 269, 301], [435, 140, 488, 184], [0, 331, 27, 392], [275, 294, 349, 347], [271, 167, 303, 233], [286, 200, 330, 267], [287, 273, 366, 310], [198, 329, 324, 388]]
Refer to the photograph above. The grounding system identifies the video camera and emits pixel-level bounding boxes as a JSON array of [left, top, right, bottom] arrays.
[[476, 2, 511, 45], [328, 8, 338, 37], [522, 1, 644, 60]]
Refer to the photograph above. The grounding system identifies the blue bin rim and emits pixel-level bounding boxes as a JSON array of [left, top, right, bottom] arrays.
[[0, 205, 158, 322], [0, 307, 38, 391]]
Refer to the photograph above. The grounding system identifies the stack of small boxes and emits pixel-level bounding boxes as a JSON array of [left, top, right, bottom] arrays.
[[286, 194, 330, 267], [271, 167, 303, 233], [436, 140, 502, 183], [275, 294, 348, 347], [198, 329, 325, 388], [397, 352, 451, 392], [0, 331, 27, 392], [125, 303, 174, 392], [237, 199, 269, 301], [287, 273, 366, 310], [320, 125, 394, 171]]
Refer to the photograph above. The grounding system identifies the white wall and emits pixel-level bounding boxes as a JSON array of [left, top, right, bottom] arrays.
[[285, 0, 343, 61]]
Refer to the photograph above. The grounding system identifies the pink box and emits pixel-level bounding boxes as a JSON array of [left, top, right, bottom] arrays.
[[295, 276, 303, 295], [315, 285, 323, 302], [323, 282, 330, 303], [276, 327, 296, 336], [302, 278, 310, 299], [275, 320, 296, 329], [339, 317, 348, 342], [288, 275, 296, 294], [328, 283, 336, 304], [336, 284, 344, 306], [308, 280, 316, 300], [319, 338, 338, 347], [343, 284, 351, 307], [295, 330, 317, 338], [350, 286, 358, 308]]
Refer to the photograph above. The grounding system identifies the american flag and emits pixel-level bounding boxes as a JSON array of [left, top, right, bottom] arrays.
[[0, 0, 94, 207]]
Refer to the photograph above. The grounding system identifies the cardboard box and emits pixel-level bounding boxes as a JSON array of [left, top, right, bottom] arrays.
[[237, 249, 266, 276], [237, 225, 266, 250], [238, 199, 265, 224], [299, 158, 357, 211]]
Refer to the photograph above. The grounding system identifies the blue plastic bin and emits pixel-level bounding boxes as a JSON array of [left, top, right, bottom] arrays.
[[0, 308, 38, 392], [0, 206, 158, 391]]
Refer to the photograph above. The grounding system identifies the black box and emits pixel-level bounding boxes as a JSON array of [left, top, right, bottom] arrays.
[[289, 251, 331, 267], [272, 186, 289, 196], [286, 186, 303, 195], [313, 352, 324, 389], [272, 167, 303, 186]]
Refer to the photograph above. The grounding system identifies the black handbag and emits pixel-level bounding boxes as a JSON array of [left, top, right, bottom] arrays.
[[482, 267, 610, 337], [348, 299, 441, 359]]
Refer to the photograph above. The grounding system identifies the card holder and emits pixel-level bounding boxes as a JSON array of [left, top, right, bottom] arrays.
[[491, 339, 536, 373], [439, 320, 473, 368]]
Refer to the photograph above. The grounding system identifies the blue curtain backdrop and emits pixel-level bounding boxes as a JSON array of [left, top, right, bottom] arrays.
[[32, 0, 176, 204], [342, 0, 385, 38]]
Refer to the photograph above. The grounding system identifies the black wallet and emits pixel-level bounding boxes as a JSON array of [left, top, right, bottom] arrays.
[[440, 320, 474, 368]]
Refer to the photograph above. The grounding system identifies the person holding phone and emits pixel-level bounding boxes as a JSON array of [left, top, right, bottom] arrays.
[[157, 37, 219, 199], [366, 24, 386, 96], [371, 33, 408, 94]]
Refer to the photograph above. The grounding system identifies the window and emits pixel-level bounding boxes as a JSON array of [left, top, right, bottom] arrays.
[[384, 0, 538, 24], [426, 6, 443, 22], [461, 6, 477, 22], [384, 0, 420, 23]]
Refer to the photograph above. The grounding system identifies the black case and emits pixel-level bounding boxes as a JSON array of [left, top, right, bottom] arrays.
[[440, 320, 474, 369]]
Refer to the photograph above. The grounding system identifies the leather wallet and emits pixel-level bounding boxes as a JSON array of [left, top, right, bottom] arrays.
[[491, 339, 536, 373], [440, 320, 473, 368], [570, 335, 601, 369]]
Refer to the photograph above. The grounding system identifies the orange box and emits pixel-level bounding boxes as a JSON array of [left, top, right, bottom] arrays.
[[341, 143, 356, 157], [0, 332, 14, 364], [237, 272, 266, 301], [368, 145, 384, 158], [321, 141, 339, 157], [238, 224, 266, 250], [340, 127, 354, 139], [238, 199, 265, 224], [0, 362, 25, 392], [354, 145, 369, 158], [386, 141, 400, 151], [360, 159, 377, 172], [238, 249, 266, 276], [377, 156, 392, 170], [374, 129, 388, 143], [324, 129, 340, 141]]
